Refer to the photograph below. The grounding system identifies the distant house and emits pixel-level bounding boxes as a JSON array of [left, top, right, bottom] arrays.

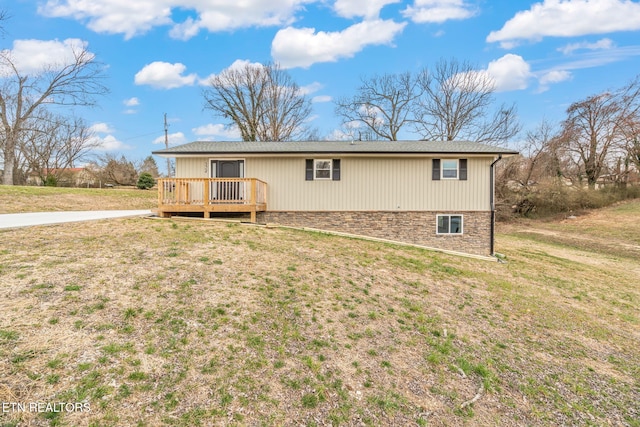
[[27, 168, 96, 187], [152, 140, 518, 256]]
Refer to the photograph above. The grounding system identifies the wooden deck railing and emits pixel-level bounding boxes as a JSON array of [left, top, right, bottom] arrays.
[[157, 178, 267, 222]]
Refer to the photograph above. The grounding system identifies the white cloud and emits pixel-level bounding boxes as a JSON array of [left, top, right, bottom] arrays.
[[90, 123, 115, 134], [123, 97, 140, 107], [39, 0, 310, 40], [334, 0, 401, 19], [92, 134, 131, 151], [558, 38, 615, 55], [402, 0, 477, 24], [169, 0, 308, 40], [312, 95, 333, 103], [539, 69, 572, 85], [485, 54, 533, 92], [223, 59, 261, 72], [0, 38, 92, 75], [536, 69, 572, 92], [122, 97, 140, 114], [192, 124, 241, 140], [326, 121, 366, 141], [325, 128, 353, 141], [134, 62, 197, 89], [39, 0, 172, 40], [198, 59, 265, 85], [88, 123, 130, 151], [300, 82, 331, 102], [272, 19, 406, 68], [487, 0, 640, 48], [153, 132, 187, 146], [461, 54, 533, 92], [299, 81, 323, 95], [551, 44, 640, 71], [467, 54, 572, 93]]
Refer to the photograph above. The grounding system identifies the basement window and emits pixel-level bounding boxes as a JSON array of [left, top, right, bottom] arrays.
[[437, 215, 463, 234]]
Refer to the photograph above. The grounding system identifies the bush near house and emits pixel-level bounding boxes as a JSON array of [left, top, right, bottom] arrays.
[[136, 172, 155, 190]]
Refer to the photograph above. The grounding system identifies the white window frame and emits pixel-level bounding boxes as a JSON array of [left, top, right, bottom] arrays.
[[441, 159, 459, 180], [436, 214, 463, 235], [314, 159, 332, 180]]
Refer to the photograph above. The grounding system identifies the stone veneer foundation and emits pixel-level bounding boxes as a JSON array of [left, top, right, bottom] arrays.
[[256, 211, 493, 256]]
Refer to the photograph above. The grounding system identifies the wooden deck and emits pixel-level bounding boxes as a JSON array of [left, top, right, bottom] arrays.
[[157, 178, 267, 222]]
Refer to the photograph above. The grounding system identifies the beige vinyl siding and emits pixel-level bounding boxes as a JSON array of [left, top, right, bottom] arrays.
[[176, 158, 211, 179], [175, 156, 492, 211]]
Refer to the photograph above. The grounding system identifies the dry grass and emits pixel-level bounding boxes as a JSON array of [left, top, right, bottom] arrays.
[[0, 187, 639, 426], [0, 186, 157, 214]]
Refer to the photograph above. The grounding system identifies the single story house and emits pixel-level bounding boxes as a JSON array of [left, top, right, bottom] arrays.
[[26, 167, 96, 187], [152, 140, 518, 256]]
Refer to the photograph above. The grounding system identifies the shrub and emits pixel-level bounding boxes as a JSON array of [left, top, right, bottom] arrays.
[[44, 175, 58, 187], [503, 182, 640, 219], [136, 172, 155, 190]]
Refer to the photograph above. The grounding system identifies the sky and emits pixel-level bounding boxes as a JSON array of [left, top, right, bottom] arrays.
[[3, 0, 640, 170]]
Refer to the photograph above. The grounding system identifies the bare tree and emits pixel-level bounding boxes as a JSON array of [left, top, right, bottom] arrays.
[[259, 66, 313, 141], [513, 119, 563, 188], [415, 58, 520, 144], [203, 62, 312, 141], [19, 112, 98, 184], [138, 155, 160, 178], [97, 153, 137, 186], [627, 136, 640, 173], [619, 96, 640, 175], [0, 9, 7, 38], [0, 42, 108, 185], [334, 72, 424, 141], [559, 77, 640, 188]]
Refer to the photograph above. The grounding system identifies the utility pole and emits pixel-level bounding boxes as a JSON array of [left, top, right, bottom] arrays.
[[164, 113, 172, 177]]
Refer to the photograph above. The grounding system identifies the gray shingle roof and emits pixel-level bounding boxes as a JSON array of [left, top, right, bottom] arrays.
[[152, 140, 518, 156]]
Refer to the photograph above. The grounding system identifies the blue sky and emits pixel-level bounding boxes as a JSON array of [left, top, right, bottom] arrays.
[[3, 0, 640, 169]]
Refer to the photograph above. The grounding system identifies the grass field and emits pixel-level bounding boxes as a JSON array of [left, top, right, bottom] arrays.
[[0, 186, 638, 426], [0, 186, 157, 214]]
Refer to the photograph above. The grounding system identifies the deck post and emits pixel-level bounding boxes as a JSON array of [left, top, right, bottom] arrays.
[[203, 179, 209, 208], [250, 180, 257, 223], [250, 179, 257, 206], [157, 179, 163, 211]]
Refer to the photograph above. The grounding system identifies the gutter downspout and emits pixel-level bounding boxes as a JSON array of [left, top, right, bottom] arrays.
[[489, 155, 503, 256]]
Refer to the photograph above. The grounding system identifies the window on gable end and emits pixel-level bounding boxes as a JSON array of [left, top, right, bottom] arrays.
[[315, 159, 332, 179], [433, 158, 468, 180], [306, 159, 341, 181], [442, 159, 458, 179]]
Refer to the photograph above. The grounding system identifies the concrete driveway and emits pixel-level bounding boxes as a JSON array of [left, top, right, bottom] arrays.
[[0, 210, 153, 230]]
